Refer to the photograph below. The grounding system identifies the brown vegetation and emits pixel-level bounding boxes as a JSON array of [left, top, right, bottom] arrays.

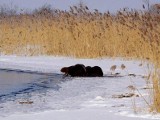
[[0, 5, 159, 61]]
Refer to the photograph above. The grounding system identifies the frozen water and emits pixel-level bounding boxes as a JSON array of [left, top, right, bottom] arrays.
[[0, 56, 158, 120]]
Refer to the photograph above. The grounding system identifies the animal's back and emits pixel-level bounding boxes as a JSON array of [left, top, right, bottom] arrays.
[[92, 66, 103, 77]]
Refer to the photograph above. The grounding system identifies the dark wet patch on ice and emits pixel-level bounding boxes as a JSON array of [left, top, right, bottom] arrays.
[[0, 69, 64, 103], [112, 93, 139, 98], [0, 68, 61, 76]]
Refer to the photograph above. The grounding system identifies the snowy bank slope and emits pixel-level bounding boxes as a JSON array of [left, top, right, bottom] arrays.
[[0, 56, 158, 120]]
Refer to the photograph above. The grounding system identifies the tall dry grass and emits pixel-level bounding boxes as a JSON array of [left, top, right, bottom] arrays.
[[0, 5, 160, 112], [0, 6, 159, 59]]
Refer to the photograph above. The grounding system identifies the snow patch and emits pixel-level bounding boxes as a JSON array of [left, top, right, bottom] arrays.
[[0, 56, 158, 120]]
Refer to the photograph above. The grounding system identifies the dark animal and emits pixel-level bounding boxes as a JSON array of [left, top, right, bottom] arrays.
[[61, 64, 86, 77], [61, 64, 103, 77], [91, 66, 103, 77], [85, 66, 93, 77], [86, 66, 103, 77]]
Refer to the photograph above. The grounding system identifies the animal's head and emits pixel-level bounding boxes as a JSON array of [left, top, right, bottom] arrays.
[[60, 67, 68, 73]]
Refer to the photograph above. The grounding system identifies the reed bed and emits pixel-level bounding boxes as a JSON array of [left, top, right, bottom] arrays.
[[0, 7, 159, 59], [0, 5, 160, 112]]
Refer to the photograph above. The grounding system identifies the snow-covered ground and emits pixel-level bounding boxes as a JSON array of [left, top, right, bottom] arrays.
[[0, 55, 159, 120]]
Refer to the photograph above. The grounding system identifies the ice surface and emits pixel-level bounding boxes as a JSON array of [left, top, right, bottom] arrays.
[[0, 55, 158, 120]]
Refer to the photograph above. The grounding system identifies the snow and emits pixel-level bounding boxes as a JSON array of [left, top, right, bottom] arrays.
[[0, 55, 159, 120]]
